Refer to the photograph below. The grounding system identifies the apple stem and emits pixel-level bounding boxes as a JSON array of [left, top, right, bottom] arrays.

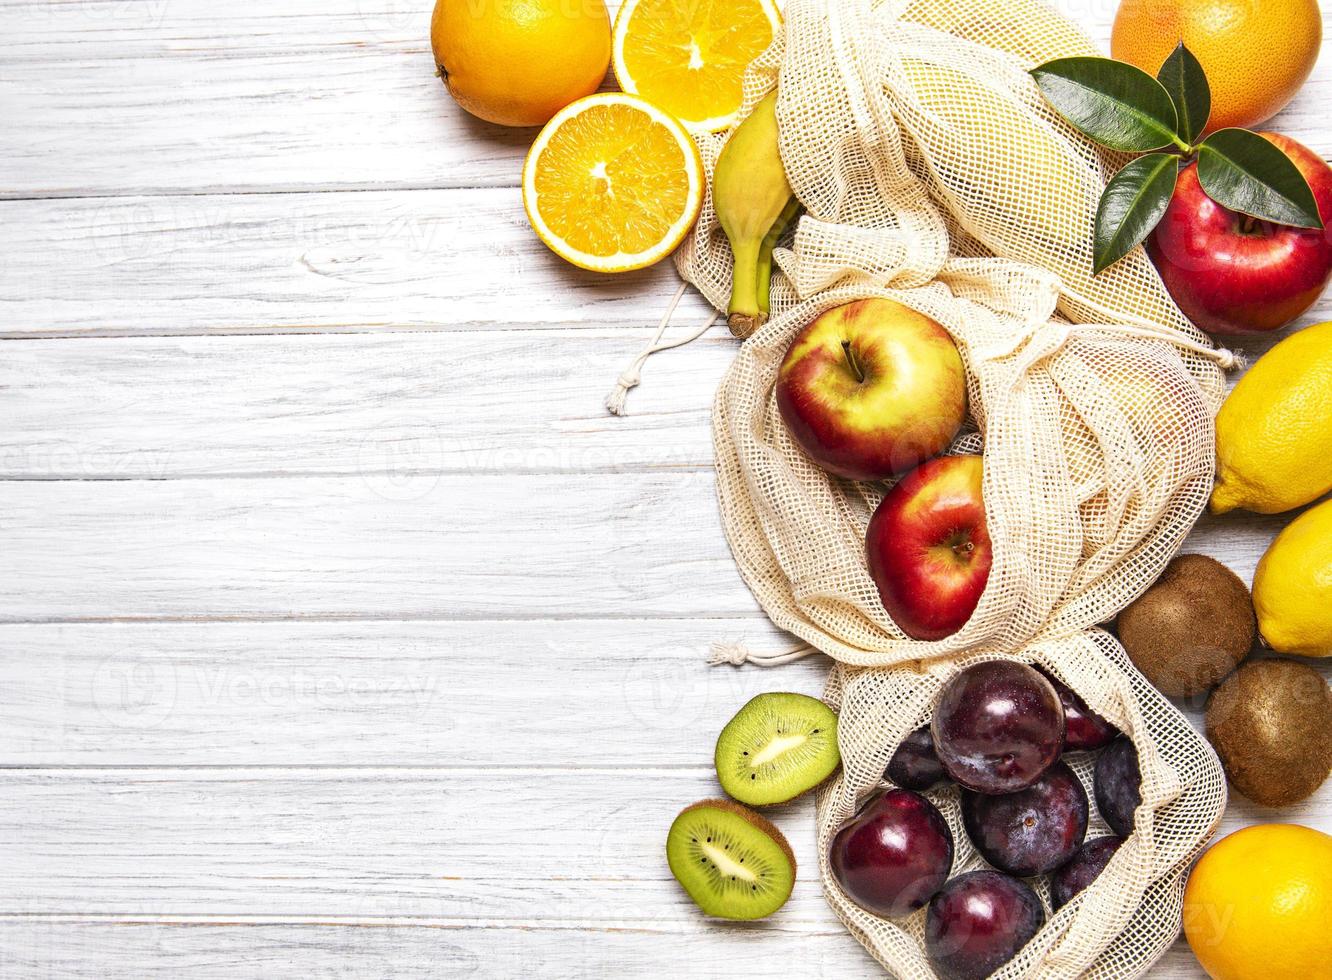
[[841, 340, 866, 383], [1239, 214, 1259, 234]]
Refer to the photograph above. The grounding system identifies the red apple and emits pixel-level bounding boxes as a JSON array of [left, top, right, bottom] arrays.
[[866, 455, 991, 641], [776, 298, 966, 481], [1147, 132, 1332, 335]]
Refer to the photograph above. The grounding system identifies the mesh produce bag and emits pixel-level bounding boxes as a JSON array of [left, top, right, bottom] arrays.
[[674, 0, 1231, 973], [816, 635, 1226, 979]]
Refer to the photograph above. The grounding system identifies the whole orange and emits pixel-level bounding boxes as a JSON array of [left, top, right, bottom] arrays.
[[431, 0, 611, 127], [1183, 824, 1332, 979], [1111, 0, 1322, 135]]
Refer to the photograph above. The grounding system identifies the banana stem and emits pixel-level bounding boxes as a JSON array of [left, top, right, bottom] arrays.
[[728, 237, 763, 337]]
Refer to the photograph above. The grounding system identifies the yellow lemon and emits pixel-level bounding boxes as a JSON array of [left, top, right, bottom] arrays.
[[611, 0, 781, 131], [1212, 321, 1332, 515], [522, 93, 703, 272], [1252, 498, 1332, 656], [1184, 824, 1332, 979], [431, 0, 610, 127], [1112, 0, 1321, 135]]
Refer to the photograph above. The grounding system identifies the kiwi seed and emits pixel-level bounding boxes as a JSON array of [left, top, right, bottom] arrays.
[[1116, 554, 1256, 698], [665, 799, 796, 919], [714, 692, 840, 806], [1205, 658, 1332, 807]]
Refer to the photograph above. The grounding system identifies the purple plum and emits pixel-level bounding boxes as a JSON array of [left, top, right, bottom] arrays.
[[932, 661, 1065, 794]]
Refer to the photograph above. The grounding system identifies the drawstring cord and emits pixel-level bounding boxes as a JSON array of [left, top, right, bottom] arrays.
[[1093, 324, 1243, 371], [605, 279, 721, 416], [981, 320, 1242, 372], [708, 641, 820, 666]]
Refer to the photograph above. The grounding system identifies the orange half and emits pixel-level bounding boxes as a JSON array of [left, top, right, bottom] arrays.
[[522, 93, 704, 273], [612, 0, 782, 132]]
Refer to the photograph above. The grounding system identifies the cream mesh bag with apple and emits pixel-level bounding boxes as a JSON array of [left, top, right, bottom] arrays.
[[674, 0, 1231, 974]]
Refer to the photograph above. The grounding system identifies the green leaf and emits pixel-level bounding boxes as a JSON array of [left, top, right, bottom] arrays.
[[1197, 129, 1324, 229], [1031, 57, 1179, 152], [1156, 43, 1210, 145], [1094, 154, 1179, 273]]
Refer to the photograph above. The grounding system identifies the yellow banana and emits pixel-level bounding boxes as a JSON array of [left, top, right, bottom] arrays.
[[713, 90, 798, 338]]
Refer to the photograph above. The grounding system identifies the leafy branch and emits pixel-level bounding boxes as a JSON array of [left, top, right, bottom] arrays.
[[1031, 43, 1323, 274]]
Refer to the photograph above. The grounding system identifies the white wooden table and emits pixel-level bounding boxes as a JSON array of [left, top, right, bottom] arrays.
[[1, 0, 1328, 976]]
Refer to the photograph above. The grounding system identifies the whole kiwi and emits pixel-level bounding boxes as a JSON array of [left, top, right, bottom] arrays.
[[1117, 554, 1256, 698], [1205, 659, 1332, 807]]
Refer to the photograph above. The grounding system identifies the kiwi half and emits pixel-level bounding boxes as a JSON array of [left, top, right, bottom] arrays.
[[1205, 658, 1332, 807], [714, 692, 840, 806], [666, 799, 796, 920]]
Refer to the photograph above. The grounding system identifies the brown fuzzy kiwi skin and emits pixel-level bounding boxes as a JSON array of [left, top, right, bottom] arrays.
[[675, 799, 797, 877], [1117, 554, 1256, 698], [1205, 659, 1332, 807]]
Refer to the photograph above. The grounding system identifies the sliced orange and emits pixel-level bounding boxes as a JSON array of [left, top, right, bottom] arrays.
[[522, 93, 704, 273], [612, 0, 782, 132]]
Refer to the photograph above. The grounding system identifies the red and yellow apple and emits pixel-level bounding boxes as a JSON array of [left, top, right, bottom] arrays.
[[776, 299, 966, 482], [1148, 132, 1332, 335], [866, 454, 991, 641]]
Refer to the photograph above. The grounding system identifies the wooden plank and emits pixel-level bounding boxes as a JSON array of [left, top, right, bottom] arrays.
[[0, 768, 832, 919], [0, 330, 729, 478], [0, 918, 1229, 979], [1, 0, 1329, 198], [0, 189, 712, 336], [0, 0, 528, 198], [0, 469, 1300, 622], [0, 472, 752, 620], [0, 618, 825, 766], [0, 917, 879, 979], [0, 768, 1324, 920]]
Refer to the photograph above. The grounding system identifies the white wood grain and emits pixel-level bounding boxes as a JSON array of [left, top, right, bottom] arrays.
[[0, 918, 1239, 979], [0, 617, 826, 766], [0, 0, 539, 198], [0, 330, 728, 478], [0, 767, 835, 919], [0, 11, 522, 200], [0, 189, 714, 337], [0, 472, 754, 620], [0, 0, 1328, 198], [0, 917, 879, 979]]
